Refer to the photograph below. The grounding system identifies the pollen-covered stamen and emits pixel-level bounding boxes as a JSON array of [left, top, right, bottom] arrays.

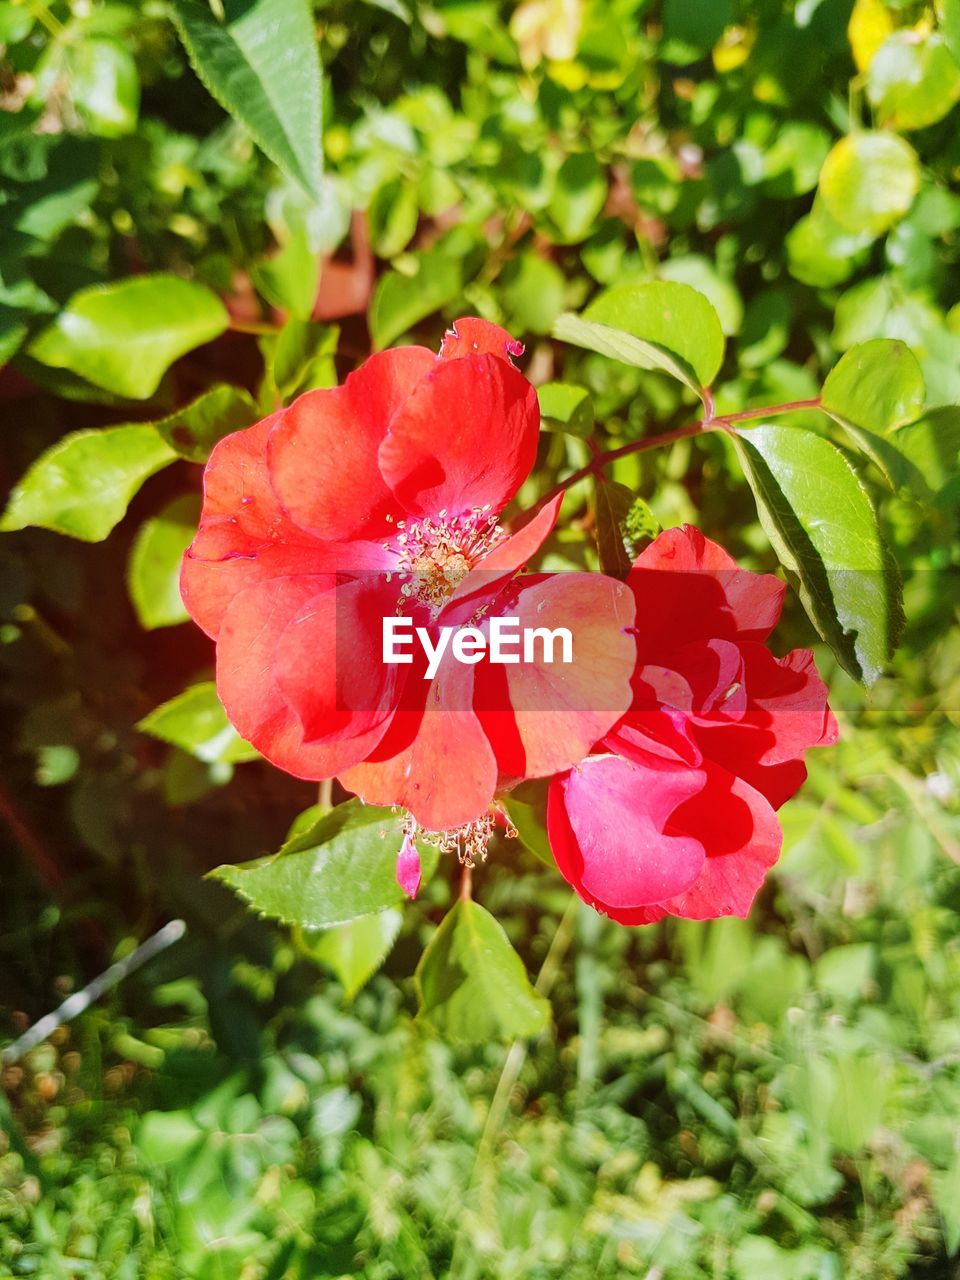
[[400, 807, 517, 869], [383, 507, 504, 610]]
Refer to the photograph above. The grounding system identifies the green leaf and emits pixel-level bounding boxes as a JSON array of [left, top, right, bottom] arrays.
[[547, 153, 607, 243], [537, 382, 594, 438], [622, 494, 661, 554], [821, 339, 926, 479], [867, 32, 960, 131], [819, 131, 920, 236], [28, 275, 229, 399], [70, 37, 140, 138], [127, 495, 201, 630], [368, 178, 420, 258], [933, 1158, 960, 1256], [499, 252, 566, 335], [593, 477, 633, 578], [369, 248, 462, 350], [824, 1052, 890, 1153], [823, 340, 924, 435], [0, 425, 175, 542], [416, 899, 550, 1043], [170, 0, 323, 198], [813, 943, 876, 1000], [304, 909, 403, 999], [270, 319, 339, 403], [786, 199, 874, 289], [503, 780, 555, 868], [211, 801, 439, 928], [557, 281, 725, 394], [251, 224, 320, 321], [888, 406, 960, 498], [659, 255, 743, 337], [661, 0, 733, 64], [731, 424, 901, 684], [138, 682, 259, 764], [155, 384, 259, 463]]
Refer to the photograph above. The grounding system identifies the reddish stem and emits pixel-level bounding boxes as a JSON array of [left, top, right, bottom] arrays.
[[531, 396, 822, 515]]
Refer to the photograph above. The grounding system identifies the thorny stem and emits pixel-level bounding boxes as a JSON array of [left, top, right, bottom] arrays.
[[447, 894, 580, 1269], [530, 396, 823, 517]]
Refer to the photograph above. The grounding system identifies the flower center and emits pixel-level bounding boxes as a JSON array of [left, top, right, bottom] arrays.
[[385, 508, 504, 610], [401, 807, 517, 868]]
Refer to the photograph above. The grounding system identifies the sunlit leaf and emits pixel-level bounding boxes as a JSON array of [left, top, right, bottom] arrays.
[[156, 384, 259, 463], [303, 909, 403, 999], [819, 132, 919, 236], [170, 0, 323, 198], [556, 281, 725, 394], [0, 425, 175, 541], [731, 424, 901, 683], [369, 248, 462, 350], [127, 494, 201, 630], [211, 801, 438, 929], [28, 276, 229, 399], [138, 681, 260, 764], [416, 899, 550, 1043]]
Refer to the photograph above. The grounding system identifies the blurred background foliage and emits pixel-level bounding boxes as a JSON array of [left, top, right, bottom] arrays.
[[1, 0, 960, 1276]]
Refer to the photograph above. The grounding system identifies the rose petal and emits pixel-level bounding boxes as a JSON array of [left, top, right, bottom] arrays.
[[478, 572, 636, 782], [181, 412, 329, 638], [646, 765, 783, 921], [273, 576, 405, 744], [339, 649, 498, 831], [267, 345, 435, 541], [631, 526, 785, 655], [378, 354, 540, 520], [548, 754, 707, 912], [439, 316, 524, 364], [216, 575, 390, 779]]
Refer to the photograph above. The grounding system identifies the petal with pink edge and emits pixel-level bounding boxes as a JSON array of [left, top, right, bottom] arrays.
[[606, 764, 783, 924], [479, 572, 636, 782], [548, 754, 707, 910], [439, 316, 525, 364]]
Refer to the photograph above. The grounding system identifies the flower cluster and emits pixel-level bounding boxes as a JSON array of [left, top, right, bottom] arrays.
[[182, 319, 836, 923]]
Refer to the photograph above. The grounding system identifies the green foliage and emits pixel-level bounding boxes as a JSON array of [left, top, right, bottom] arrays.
[[28, 276, 229, 399], [416, 898, 551, 1042], [212, 802, 440, 928], [170, 0, 323, 198], [731, 425, 899, 685], [303, 908, 403, 1000], [558, 281, 725, 395], [138, 682, 260, 765], [0, 425, 175, 541], [127, 495, 201, 630], [2, 0, 960, 1273], [818, 131, 920, 236]]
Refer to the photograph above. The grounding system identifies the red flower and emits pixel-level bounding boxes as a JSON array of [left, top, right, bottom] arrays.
[[182, 318, 637, 834], [547, 526, 838, 924]]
